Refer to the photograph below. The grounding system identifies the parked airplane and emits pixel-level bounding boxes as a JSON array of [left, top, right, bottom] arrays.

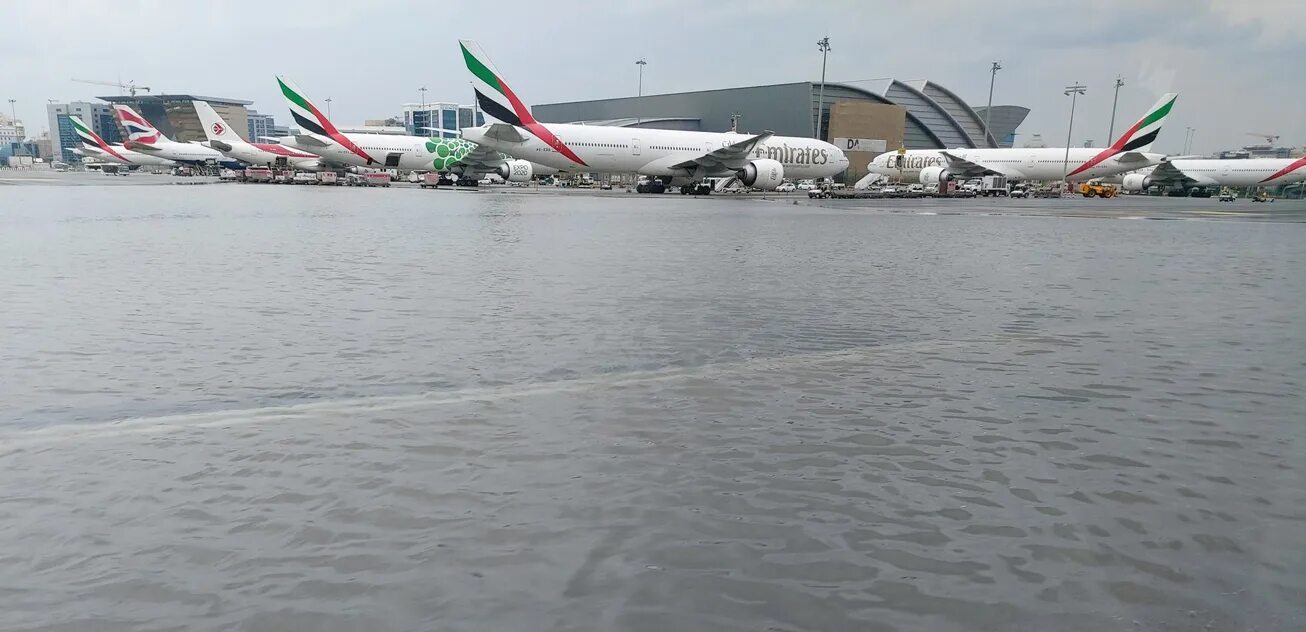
[[864, 93, 1179, 186], [191, 100, 325, 171], [273, 76, 551, 180], [111, 105, 244, 169], [67, 114, 177, 167], [1122, 155, 1306, 193], [457, 40, 848, 193]]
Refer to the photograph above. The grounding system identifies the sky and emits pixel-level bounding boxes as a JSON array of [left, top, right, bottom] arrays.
[[2, 0, 1303, 155]]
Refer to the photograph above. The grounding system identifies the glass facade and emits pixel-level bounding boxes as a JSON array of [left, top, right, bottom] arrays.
[[47, 102, 121, 163], [405, 102, 481, 138]]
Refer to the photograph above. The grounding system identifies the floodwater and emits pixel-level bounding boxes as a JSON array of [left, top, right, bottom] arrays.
[[2, 181, 1304, 631]]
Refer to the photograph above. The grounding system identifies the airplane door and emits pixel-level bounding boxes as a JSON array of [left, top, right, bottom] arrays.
[[1023, 153, 1036, 171], [632, 139, 640, 156], [385, 153, 402, 168]]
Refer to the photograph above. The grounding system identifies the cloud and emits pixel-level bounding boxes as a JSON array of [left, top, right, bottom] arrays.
[[1, 0, 1301, 155]]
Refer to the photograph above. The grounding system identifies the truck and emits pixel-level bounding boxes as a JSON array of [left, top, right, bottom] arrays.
[[316, 171, 339, 185], [980, 175, 1008, 197], [292, 172, 318, 185], [244, 167, 273, 183]]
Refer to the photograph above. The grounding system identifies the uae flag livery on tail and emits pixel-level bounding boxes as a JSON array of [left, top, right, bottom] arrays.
[[68, 114, 128, 162], [276, 76, 377, 165], [459, 39, 587, 166], [1068, 92, 1178, 177]]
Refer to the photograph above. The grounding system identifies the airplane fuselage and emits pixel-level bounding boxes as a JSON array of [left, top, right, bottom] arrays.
[[461, 123, 849, 180], [278, 132, 465, 171], [212, 140, 324, 171], [125, 139, 242, 168], [83, 144, 178, 167], [869, 148, 1164, 183], [1133, 158, 1306, 188]]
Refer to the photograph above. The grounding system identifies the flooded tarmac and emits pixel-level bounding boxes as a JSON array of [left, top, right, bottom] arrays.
[[2, 182, 1303, 630]]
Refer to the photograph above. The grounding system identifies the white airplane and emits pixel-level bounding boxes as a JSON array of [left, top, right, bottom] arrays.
[[191, 100, 325, 171], [67, 114, 177, 167], [864, 93, 1179, 186], [457, 40, 849, 192], [1122, 156, 1306, 193], [111, 104, 244, 169], [274, 76, 552, 180]]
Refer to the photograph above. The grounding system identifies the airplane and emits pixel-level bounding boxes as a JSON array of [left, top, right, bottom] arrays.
[[1122, 155, 1306, 193], [863, 92, 1179, 186], [273, 76, 553, 180], [67, 114, 178, 167], [111, 104, 244, 169], [457, 40, 849, 193], [191, 100, 326, 171]]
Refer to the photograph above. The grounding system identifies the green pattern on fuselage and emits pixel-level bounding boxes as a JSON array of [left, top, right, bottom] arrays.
[[425, 138, 477, 170]]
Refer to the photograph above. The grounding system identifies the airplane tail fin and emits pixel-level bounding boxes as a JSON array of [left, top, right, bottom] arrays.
[[68, 114, 128, 161], [276, 75, 377, 164], [459, 39, 537, 127], [112, 104, 166, 145], [1109, 92, 1178, 153], [193, 100, 242, 143], [68, 114, 107, 148], [276, 75, 341, 137]]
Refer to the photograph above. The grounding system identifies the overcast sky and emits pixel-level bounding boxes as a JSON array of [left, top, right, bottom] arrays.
[[3, 0, 1302, 154]]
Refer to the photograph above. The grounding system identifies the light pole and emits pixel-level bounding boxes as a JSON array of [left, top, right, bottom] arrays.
[[815, 36, 831, 140], [1107, 75, 1124, 143], [325, 97, 333, 119], [984, 61, 1001, 147], [418, 86, 428, 136], [1061, 83, 1087, 193], [7, 99, 15, 124], [1186, 128, 1197, 155], [635, 59, 647, 97]]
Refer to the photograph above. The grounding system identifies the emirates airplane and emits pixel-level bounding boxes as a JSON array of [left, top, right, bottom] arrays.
[[111, 105, 244, 169], [68, 114, 177, 167], [458, 40, 849, 193], [1121, 156, 1306, 193], [863, 93, 1179, 186], [274, 76, 553, 180], [192, 100, 325, 171]]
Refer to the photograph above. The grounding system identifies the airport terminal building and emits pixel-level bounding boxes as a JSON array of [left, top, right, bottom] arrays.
[[96, 94, 254, 144], [533, 80, 1028, 182]]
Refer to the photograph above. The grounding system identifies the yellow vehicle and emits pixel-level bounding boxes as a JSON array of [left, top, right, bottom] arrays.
[[1252, 191, 1274, 203], [1079, 181, 1118, 198]]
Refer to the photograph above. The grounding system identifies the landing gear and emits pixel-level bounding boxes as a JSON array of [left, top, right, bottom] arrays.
[[680, 183, 712, 195]]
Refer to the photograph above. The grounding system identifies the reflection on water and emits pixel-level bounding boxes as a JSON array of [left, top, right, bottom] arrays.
[[1, 186, 1303, 631]]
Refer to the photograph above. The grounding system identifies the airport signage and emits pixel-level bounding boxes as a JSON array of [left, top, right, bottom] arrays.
[[834, 138, 887, 153]]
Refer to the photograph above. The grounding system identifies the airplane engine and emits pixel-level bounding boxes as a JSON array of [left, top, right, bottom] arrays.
[[918, 166, 955, 185], [496, 159, 534, 182], [736, 158, 784, 190], [1121, 174, 1152, 192]]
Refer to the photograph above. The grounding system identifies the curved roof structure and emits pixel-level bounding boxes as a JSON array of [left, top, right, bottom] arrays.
[[534, 80, 1024, 152], [818, 80, 1005, 149]]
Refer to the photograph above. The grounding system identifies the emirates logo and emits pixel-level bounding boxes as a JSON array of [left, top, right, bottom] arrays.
[[212, 123, 224, 135]]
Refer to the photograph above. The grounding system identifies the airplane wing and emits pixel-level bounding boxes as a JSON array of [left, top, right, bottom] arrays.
[[291, 134, 332, 148], [668, 131, 774, 171], [1138, 160, 1196, 187], [1115, 151, 1154, 164], [482, 123, 528, 143], [450, 143, 510, 175], [938, 151, 1022, 179], [128, 143, 162, 152]]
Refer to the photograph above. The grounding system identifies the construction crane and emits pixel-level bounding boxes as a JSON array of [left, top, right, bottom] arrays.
[[1246, 132, 1280, 145], [71, 78, 151, 97]]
